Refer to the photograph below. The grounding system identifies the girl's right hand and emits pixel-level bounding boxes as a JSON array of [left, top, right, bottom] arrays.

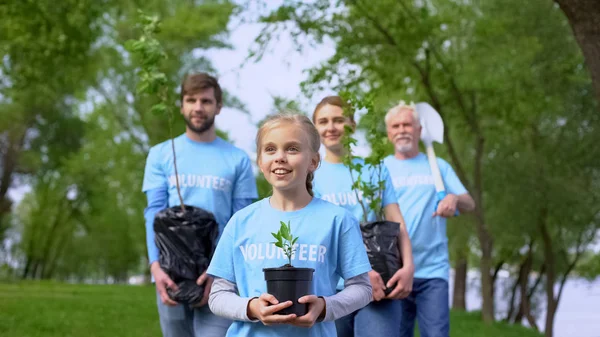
[[247, 293, 297, 325], [368, 270, 387, 301]]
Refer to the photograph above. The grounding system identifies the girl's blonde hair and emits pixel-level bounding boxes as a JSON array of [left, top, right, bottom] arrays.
[[256, 111, 321, 196]]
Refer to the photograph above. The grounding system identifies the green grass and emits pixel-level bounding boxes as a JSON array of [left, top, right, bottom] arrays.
[[423, 311, 543, 337], [0, 281, 161, 337], [0, 281, 542, 337]]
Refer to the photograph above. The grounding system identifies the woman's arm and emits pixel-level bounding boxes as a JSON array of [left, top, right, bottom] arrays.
[[384, 203, 414, 271]]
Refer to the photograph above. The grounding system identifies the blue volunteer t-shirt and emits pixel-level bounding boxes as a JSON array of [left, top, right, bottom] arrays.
[[383, 153, 467, 281], [313, 158, 398, 289], [313, 158, 397, 223], [207, 197, 371, 337], [142, 134, 258, 263]]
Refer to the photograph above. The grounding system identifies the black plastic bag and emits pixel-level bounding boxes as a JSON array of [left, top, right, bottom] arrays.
[[154, 205, 219, 306], [360, 220, 402, 294]]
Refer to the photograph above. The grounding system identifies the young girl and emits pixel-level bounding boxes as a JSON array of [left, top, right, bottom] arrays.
[[206, 112, 373, 336], [311, 96, 415, 337]]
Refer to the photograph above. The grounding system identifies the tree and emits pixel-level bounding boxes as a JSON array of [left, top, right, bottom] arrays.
[[6, 0, 239, 281], [555, 0, 600, 103], [0, 0, 104, 246]]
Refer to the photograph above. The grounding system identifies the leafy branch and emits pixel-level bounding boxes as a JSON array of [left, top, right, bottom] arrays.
[[340, 92, 388, 223], [125, 11, 184, 210], [271, 220, 299, 266]]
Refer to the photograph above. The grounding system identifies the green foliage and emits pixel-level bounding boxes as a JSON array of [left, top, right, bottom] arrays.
[[125, 11, 176, 119], [271, 221, 299, 266], [576, 252, 600, 281], [2, 0, 237, 282], [339, 91, 389, 223]]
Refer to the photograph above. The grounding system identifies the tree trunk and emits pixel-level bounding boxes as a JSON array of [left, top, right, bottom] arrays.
[[473, 142, 494, 323], [555, 0, 600, 103], [506, 248, 531, 324], [515, 263, 545, 324], [519, 247, 539, 331], [21, 257, 32, 279], [505, 274, 520, 322], [452, 254, 468, 310], [477, 214, 495, 322], [0, 129, 26, 241], [539, 207, 556, 337]]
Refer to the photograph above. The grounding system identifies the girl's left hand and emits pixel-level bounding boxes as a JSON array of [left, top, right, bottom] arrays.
[[290, 295, 326, 328]]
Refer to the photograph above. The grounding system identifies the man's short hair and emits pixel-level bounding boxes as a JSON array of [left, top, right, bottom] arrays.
[[385, 100, 420, 126], [180, 73, 222, 105]]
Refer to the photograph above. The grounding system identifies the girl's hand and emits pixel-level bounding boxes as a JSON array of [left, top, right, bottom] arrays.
[[290, 295, 326, 328], [368, 270, 387, 301], [247, 293, 296, 325]]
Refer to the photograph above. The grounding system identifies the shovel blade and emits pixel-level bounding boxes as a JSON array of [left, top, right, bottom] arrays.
[[416, 102, 444, 144]]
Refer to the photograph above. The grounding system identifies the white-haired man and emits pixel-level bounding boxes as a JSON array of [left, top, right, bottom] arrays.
[[383, 101, 475, 337]]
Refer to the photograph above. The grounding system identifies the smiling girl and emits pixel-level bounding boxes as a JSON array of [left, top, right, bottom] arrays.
[[206, 111, 372, 337], [311, 96, 415, 337]]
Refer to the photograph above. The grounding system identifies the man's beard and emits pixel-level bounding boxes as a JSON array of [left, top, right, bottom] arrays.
[[185, 114, 215, 134], [394, 134, 414, 153], [395, 143, 414, 153]]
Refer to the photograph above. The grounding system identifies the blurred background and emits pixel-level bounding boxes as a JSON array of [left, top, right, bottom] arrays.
[[1, 1, 599, 337]]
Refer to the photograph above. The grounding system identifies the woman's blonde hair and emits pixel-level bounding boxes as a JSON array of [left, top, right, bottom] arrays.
[[256, 111, 321, 196]]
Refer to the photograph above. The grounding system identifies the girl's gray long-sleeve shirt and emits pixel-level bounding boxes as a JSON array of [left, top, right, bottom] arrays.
[[208, 272, 372, 323]]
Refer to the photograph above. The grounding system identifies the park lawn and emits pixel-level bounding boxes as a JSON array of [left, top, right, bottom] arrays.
[[0, 281, 542, 337]]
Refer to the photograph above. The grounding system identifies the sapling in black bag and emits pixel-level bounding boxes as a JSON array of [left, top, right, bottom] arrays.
[[360, 220, 402, 293], [154, 205, 219, 306]]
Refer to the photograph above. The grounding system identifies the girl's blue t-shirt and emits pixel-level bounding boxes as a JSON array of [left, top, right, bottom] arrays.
[[207, 197, 371, 337]]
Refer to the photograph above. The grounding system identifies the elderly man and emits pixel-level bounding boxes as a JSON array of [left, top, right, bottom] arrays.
[[383, 101, 475, 337]]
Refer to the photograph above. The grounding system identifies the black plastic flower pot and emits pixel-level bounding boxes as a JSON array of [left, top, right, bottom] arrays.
[[263, 266, 314, 316], [360, 220, 403, 295]]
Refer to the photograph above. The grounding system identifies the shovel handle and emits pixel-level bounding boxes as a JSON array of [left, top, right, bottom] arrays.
[[426, 145, 459, 217], [425, 145, 445, 193]]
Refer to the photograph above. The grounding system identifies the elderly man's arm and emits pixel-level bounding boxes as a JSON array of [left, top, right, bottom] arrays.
[[456, 193, 475, 213]]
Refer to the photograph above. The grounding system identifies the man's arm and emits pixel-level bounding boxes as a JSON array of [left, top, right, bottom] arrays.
[[232, 155, 258, 209], [436, 160, 476, 217], [144, 188, 168, 265], [232, 198, 254, 214], [456, 193, 475, 213], [141, 147, 179, 306], [434, 193, 475, 218]]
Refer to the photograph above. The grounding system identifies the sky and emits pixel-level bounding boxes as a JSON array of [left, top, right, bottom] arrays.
[[204, 18, 332, 158]]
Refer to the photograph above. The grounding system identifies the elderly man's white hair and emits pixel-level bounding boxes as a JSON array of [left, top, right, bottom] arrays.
[[385, 100, 420, 127]]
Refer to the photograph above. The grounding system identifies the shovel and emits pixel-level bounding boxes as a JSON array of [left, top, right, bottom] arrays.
[[415, 102, 458, 216]]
